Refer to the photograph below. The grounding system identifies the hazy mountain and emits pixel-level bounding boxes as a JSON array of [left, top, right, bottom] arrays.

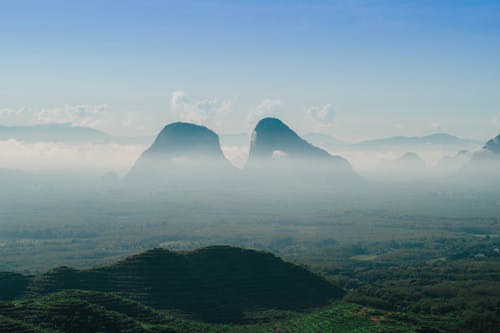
[[302, 132, 348, 150], [435, 150, 472, 175], [373, 152, 429, 180], [127, 122, 235, 185], [244, 118, 357, 186], [396, 152, 426, 165], [4, 246, 344, 324], [483, 134, 500, 154], [0, 123, 152, 144], [247, 118, 351, 166], [352, 133, 481, 150], [469, 134, 500, 161], [453, 134, 500, 186]]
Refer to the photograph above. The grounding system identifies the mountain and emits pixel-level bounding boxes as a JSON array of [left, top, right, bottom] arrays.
[[483, 134, 500, 154], [127, 122, 235, 184], [396, 152, 426, 165], [0, 123, 152, 144], [451, 134, 500, 185], [373, 152, 429, 180], [244, 118, 358, 186], [4, 246, 344, 324], [352, 133, 481, 150], [435, 150, 472, 175], [246, 118, 353, 171], [469, 134, 500, 161]]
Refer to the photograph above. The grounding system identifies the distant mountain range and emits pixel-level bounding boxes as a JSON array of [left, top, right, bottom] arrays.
[[0, 123, 152, 144], [1, 123, 482, 152], [304, 132, 482, 151]]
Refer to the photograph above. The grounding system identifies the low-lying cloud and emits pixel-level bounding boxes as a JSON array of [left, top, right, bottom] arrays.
[[0, 139, 145, 174], [0, 105, 108, 128]]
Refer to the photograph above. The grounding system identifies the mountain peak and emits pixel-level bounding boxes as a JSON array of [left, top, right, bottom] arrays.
[[127, 122, 233, 183], [147, 122, 222, 156], [254, 117, 290, 131], [249, 117, 336, 161], [484, 134, 500, 153]]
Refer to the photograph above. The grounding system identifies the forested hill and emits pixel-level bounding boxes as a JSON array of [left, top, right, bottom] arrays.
[[1, 246, 344, 323]]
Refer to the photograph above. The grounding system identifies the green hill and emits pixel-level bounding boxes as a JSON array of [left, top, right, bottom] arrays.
[[0, 246, 426, 332], [4, 246, 344, 323]]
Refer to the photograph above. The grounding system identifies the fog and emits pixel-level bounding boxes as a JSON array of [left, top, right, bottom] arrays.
[[0, 120, 499, 272]]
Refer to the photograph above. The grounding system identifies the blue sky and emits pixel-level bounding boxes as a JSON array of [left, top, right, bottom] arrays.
[[1, 0, 500, 140]]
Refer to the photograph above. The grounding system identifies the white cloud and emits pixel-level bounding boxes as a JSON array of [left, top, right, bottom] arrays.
[[306, 104, 335, 128], [247, 98, 282, 123], [272, 150, 288, 159], [0, 139, 145, 173], [170, 91, 232, 127]]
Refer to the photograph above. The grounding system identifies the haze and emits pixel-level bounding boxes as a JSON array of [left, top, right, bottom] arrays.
[[1, 2, 500, 332]]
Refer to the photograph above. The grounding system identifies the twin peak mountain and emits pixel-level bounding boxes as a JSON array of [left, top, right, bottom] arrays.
[[127, 117, 356, 185]]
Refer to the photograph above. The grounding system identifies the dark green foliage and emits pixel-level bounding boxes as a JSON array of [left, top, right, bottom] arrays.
[[322, 237, 500, 332], [24, 246, 344, 323], [0, 293, 418, 333], [0, 314, 51, 333], [0, 272, 30, 301], [0, 246, 424, 332]]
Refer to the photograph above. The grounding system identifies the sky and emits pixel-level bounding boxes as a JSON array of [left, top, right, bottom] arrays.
[[1, 0, 500, 141]]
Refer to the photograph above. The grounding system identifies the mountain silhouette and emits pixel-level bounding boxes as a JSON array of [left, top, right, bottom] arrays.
[[127, 122, 235, 185], [352, 133, 480, 151], [244, 118, 356, 185], [247, 118, 351, 166], [247, 118, 341, 161], [452, 134, 500, 185], [483, 134, 500, 154], [469, 134, 500, 161], [397, 152, 426, 165]]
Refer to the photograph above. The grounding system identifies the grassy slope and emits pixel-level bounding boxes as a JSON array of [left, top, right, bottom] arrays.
[[0, 290, 419, 333]]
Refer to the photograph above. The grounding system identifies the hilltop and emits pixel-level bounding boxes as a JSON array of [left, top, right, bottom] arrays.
[[0, 246, 429, 333], [3, 246, 344, 323]]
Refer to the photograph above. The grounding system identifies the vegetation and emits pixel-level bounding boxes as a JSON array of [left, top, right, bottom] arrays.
[[1, 189, 499, 332], [2, 246, 344, 324]]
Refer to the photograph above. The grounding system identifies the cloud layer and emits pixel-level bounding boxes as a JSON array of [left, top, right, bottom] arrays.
[[0, 139, 145, 173], [0, 105, 108, 128]]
